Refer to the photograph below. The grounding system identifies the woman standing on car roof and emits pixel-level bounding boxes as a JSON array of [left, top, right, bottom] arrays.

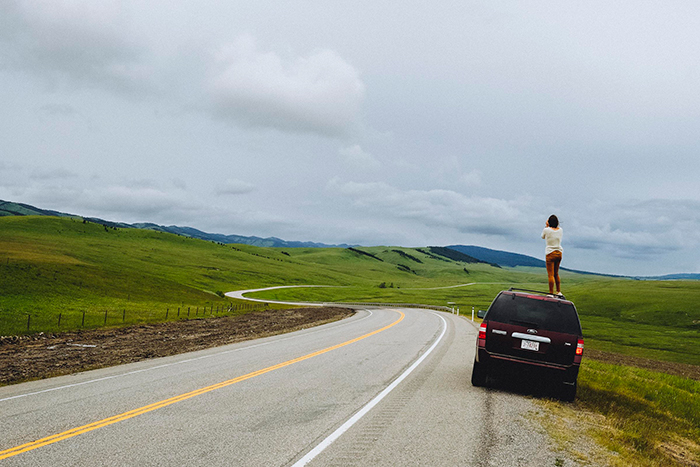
[[542, 215, 563, 297]]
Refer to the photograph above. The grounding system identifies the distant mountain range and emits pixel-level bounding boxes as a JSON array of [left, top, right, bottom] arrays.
[[2, 199, 698, 280], [634, 273, 700, 281], [447, 244, 700, 280], [447, 244, 621, 277], [0, 200, 352, 249]]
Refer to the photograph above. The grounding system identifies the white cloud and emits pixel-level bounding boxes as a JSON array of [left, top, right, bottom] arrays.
[[214, 178, 256, 196], [339, 145, 380, 169], [207, 35, 365, 137]]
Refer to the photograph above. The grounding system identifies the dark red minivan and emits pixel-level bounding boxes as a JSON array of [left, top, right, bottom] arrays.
[[471, 288, 584, 401]]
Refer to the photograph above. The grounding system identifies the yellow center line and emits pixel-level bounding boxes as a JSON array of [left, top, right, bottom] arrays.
[[0, 310, 405, 460]]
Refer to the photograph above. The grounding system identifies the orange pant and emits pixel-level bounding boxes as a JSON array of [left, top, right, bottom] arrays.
[[546, 250, 562, 294]]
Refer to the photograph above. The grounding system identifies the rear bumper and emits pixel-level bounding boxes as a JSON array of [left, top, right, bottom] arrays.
[[477, 348, 580, 383]]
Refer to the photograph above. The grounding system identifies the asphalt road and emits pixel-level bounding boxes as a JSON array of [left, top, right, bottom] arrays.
[[0, 307, 560, 466]]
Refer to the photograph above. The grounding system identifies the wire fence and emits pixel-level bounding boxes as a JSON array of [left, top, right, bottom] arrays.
[[1, 299, 491, 337], [0, 302, 270, 336]]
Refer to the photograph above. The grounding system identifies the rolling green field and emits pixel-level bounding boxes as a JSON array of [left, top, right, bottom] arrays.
[[2, 215, 698, 465], [1, 216, 699, 367], [0, 216, 533, 334], [250, 268, 700, 367]]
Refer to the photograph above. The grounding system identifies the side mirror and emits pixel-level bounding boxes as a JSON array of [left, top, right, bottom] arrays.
[[477, 310, 487, 319]]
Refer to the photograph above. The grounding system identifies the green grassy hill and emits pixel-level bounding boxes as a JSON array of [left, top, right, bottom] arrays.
[[1, 215, 698, 366], [0, 216, 521, 334]]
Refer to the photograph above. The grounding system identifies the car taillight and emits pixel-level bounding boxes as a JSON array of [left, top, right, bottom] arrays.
[[574, 338, 584, 363], [478, 323, 487, 348]]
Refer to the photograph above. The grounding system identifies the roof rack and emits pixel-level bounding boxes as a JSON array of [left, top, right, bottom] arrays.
[[507, 287, 566, 300]]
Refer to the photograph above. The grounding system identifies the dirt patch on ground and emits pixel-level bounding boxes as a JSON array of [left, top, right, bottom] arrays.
[[0, 307, 354, 386], [585, 348, 700, 381]]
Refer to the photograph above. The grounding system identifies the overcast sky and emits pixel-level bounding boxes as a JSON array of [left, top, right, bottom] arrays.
[[1, 1, 699, 276]]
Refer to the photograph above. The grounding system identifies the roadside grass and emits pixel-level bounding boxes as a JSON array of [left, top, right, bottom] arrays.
[[565, 279, 700, 327], [577, 315, 700, 366], [562, 280, 700, 366], [251, 277, 700, 366], [536, 359, 700, 466]]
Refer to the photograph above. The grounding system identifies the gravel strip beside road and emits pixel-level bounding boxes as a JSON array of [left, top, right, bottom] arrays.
[[0, 307, 353, 386]]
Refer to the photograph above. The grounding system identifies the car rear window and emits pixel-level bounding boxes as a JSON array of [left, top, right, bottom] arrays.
[[485, 293, 582, 335]]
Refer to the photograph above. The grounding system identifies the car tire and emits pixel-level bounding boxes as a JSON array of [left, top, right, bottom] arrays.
[[471, 359, 488, 387], [559, 381, 577, 402]]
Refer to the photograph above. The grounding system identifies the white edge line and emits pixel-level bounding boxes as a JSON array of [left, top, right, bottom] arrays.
[[0, 309, 373, 403], [291, 311, 448, 467]]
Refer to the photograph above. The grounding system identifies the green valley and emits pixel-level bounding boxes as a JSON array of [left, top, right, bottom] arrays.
[[2, 216, 699, 367]]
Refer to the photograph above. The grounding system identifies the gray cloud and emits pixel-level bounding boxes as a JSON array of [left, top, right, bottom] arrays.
[[0, 0, 152, 93], [171, 179, 188, 191], [568, 199, 700, 260], [328, 178, 530, 238], [29, 167, 77, 181], [214, 179, 256, 196], [0, 163, 27, 189], [39, 103, 78, 116], [76, 185, 198, 219]]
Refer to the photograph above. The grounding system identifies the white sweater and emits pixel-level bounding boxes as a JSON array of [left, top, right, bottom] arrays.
[[541, 227, 563, 255]]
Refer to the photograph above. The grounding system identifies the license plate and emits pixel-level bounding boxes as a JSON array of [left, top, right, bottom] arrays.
[[521, 340, 539, 352]]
